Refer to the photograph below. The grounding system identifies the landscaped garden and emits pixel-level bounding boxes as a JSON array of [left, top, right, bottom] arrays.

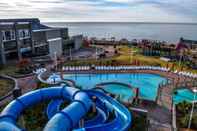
[[176, 101, 197, 130], [0, 59, 34, 77], [62, 46, 197, 73]]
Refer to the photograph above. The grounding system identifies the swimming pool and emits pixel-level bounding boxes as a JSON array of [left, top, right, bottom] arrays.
[[100, 83, 135, 102], [63, 73, 167, 101], [173, 89, 197, 104]]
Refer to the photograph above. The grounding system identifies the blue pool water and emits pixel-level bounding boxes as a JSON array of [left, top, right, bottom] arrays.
[[173, 89, 197, 104], [102, 84, 134, 102], [63, 73, 167, 101]]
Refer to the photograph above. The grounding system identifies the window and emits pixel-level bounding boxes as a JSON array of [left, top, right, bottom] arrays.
[[2, 31, 5, 41], [2, 30, 15, 41], [18, 29, 24, 38], [18, 29, 30, 39], [24, 29, 30, 37], [5, 31, 11, 40], [10, 30, 15, 40]]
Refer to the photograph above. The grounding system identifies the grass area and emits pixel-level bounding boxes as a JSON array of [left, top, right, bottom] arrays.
[[0, 65, 19, 76], [118, 46, 197, 73], [0, 79, 14, 97], [63, 46, 197, 73], [0, 64, 32, 77]]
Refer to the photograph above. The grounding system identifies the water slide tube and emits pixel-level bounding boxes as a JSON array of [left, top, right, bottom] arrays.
[[0, 86, 92, 131], [47, 97, 109, 128], [76, 90, 131, 131], [46, 90, 132, 131]]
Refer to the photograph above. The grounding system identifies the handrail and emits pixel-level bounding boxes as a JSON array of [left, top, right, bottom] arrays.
[[172, 104, 177, 131]]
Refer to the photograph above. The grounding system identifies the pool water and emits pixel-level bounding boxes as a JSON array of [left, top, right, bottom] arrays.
[[102, 84, 134, 102], [63, 73, 167, 101], [173, 89, 197, 104]]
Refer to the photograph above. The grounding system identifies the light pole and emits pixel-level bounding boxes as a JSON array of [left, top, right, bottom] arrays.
[[95, 47, 97, 61], [188, 87, 197, 130], [54, 52, 57, 71], [69, 47, 72, 60], [179, 50, 184, 67]]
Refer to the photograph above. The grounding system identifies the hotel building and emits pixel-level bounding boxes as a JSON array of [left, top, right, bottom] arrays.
[[0, 18, 82, 65]]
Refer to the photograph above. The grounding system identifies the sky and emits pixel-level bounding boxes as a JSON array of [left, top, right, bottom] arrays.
[[0, 0, 197, 23]]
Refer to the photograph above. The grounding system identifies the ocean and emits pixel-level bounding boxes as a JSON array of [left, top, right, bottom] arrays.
[[44, 22, 197, 43]]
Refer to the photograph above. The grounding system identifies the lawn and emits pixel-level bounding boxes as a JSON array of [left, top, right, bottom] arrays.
[[0, 64, 32, 77], [0, 65, 19, 76], [63, 46, 197, 73], [0, 78, 14, 97]]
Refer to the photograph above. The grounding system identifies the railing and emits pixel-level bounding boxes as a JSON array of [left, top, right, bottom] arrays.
[[33, 41, 48, 47], [172, 104, 177, 131]]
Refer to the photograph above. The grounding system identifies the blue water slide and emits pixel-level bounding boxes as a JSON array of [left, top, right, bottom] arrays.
[[47, 99, 108, 127], [45, 90, 131, 131], [46, 89, 109, 127], [47, 99, 64, 119], [0, 86, 132, 131], [81, 90, 132, 131], [0, 86, 92, 131]]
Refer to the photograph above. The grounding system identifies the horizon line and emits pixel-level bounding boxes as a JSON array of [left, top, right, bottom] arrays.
[[43, 21, 197, 24]]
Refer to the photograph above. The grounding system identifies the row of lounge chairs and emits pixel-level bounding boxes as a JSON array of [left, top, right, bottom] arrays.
[[94, 66, 170, 71], [61, 66, 197, 78], [174, 70, 197, 78], [62, 66, 90, 71], [33, 66, 197, 79], [62, 66, 170, 72]]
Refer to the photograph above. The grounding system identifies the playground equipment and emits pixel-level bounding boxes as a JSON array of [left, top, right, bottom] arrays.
[[0, 85, 132, 131]]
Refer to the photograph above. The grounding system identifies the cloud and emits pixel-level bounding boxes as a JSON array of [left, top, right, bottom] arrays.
[[0, 0, 196, 22]]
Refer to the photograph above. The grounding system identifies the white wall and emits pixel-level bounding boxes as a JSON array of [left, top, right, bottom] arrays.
[[48, 38, 62, 59], [72, 35, 83, 50]]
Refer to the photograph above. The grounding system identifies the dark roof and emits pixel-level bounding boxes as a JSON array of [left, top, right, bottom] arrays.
[[182, 38, 197, 44], [0, 18, 40, 23], [0, 18, 50, 30], [32, 23, 50, 30]]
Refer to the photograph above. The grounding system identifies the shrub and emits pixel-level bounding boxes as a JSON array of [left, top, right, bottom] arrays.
[[176, 101, 192, 114]]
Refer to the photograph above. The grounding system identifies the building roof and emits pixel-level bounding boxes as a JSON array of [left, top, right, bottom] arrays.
[[0, 18, 50, 30], [182, 39, 197, 44], [32, 23, 50, 30], [0, 18, 68, 33], [0, 18, 39, 23]]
